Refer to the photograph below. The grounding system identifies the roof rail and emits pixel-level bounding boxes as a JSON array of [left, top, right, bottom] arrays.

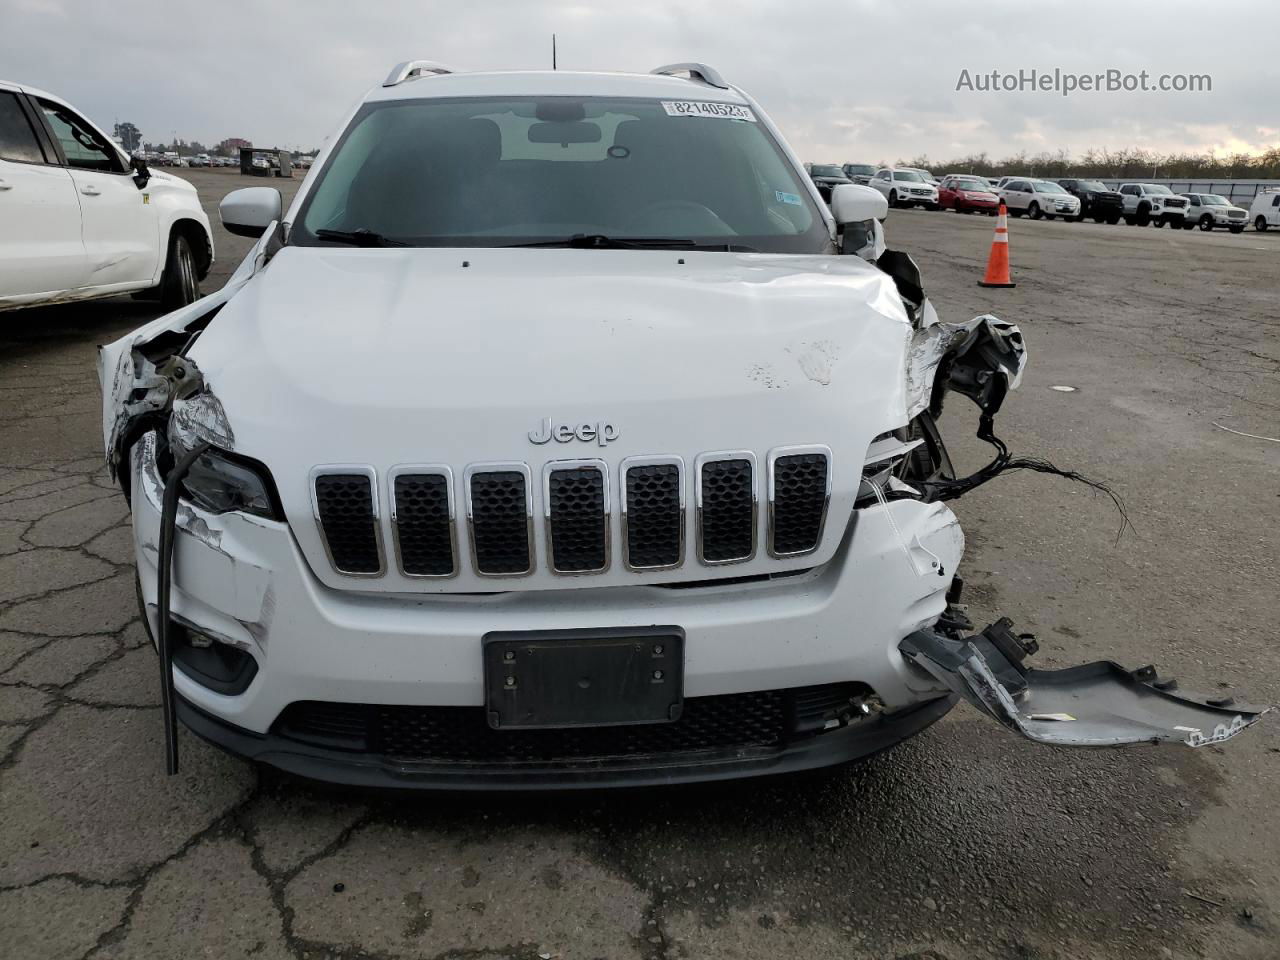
[[650, 62, 729, 90], [383, 60, 456, 87]]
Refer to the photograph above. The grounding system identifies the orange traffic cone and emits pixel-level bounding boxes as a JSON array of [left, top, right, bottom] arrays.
[[978, 203, 1016, 288]]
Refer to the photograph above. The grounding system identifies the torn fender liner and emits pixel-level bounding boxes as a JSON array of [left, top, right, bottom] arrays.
[[905, 312, 1026, 421], [900, 621, 1268, 748]]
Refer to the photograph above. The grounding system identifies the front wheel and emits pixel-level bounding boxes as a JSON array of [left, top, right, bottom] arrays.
[[1197, 215, 1213, 231], [888, 190, 899, 208], [159, 233, 200, 309]]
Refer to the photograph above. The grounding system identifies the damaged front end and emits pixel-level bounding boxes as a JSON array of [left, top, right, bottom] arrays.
[[877, 248, 1268, 750]]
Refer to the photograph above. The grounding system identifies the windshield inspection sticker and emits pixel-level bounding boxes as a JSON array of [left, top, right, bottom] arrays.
[[775, 190, 802, 205], [662, 101, 757, 122]]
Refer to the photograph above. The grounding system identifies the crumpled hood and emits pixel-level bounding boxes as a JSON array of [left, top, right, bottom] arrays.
[[189, 246, 913, 467]]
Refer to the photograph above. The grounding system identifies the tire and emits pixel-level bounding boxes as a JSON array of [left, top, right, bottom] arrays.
[[889, 190, 899, 208], [1044, 213, 1055, 220], [1230, 225, 1244, 234], [1256, 216, 1268, 232], [159, 232, 200, 309], [1196, 215, 1213, 231], [1153, 218, 1165, 228], [1136, 204, 1151, 226], [1028, 201, 1042, 220], [1107, 214, 1121, 225], [1093, 215, 1105, 223]]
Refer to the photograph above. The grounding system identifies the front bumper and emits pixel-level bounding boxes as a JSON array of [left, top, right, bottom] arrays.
[[178, 692, 956, 790], [131, 433, 965, 785]]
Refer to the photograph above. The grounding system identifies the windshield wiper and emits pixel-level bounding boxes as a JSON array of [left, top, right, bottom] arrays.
[[505, 234, 756, 252], [313, 228, 408, 247]]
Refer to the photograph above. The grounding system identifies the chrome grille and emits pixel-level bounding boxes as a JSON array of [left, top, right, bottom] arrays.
[[311, 468, 383, 576], [622, 457, 684, 571], [768, 447, 831, 557], [466, 465, 534, 576], [543, 460, 609, 574], [312, 446, 832, 579], [389, 467, 455, 578], [696, 452, 757, 565]]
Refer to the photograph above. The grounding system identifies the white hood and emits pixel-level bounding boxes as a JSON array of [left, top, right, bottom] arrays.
[[184, 246, 916, 591]]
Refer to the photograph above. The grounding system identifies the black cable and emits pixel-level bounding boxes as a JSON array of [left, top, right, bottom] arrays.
[[924, 414, 1133, 542], [157, 441, 210, 776]]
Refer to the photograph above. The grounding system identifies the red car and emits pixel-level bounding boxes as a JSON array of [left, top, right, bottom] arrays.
[[938, 175, 1000, 214]]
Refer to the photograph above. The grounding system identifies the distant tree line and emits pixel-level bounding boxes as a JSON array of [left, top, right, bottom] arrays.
[[900, 147, 1280, 180]]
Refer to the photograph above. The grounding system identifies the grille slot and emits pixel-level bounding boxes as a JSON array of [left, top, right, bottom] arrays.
[[769, 448, 830, 557], [623, 459, 683, 570], [391, 470, 455, 577], [275, 688, 797, 763], [697, 454, 757, 564], [312, 470, 382, 575], [545, 462, 608, 573], [467, 467, 533, 576]]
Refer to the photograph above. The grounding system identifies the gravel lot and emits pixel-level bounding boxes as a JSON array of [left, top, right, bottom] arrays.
[[2, 168, 1277, 960]]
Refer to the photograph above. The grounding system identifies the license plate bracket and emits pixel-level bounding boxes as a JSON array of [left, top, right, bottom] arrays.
[[483, 627, 684, 730]]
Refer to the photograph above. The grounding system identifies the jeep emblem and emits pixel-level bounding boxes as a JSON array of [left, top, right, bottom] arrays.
[[528, 417, 619, 447]]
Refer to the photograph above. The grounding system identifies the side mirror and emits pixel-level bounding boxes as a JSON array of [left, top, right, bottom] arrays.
[[831, 184, 889, 258], [220, 187, 282, 238], [831, 183, 888, 225], [130, 154, 151, 190]]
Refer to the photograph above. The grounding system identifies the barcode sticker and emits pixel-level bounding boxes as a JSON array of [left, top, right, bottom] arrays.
[[661, 101, 756, 122]]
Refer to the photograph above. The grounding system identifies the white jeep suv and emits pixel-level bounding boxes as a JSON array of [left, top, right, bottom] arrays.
[[0, 81, 212, 313], [99, 61, 1263, 789]]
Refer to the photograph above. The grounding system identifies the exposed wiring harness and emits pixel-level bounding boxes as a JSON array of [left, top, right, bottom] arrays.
[[156, 441, 210, 775]]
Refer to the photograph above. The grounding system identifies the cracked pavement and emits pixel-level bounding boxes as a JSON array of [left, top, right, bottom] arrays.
[[1, 171, 1277, 959]]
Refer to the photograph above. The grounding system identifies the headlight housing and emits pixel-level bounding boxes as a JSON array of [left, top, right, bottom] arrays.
[[180, 447, 282, 520]]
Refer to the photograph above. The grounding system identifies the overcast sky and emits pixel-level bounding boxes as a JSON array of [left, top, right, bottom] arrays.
[[4, 0, 1277, 164]]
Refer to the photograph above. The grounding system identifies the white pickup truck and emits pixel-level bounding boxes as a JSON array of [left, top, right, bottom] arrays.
[[1118, 183, 1188, 227]]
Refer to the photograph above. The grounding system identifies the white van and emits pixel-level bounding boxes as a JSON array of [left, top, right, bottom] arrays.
[[1248, 188, 1280, 231]]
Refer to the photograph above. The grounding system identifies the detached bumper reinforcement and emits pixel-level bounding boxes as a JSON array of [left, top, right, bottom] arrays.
[[901, 619, 1269, 748], [176, 693, 956, 791]]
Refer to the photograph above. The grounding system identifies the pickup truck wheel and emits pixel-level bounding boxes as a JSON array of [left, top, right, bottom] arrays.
[[1256, 216, 1268, 232], [1092, 215, 1105, 223], [1197, 215, 1213, 231], [1153, 218, 1166, 228], [159, 233, 200, 309], [1027, 201, 1042, 219], [1135, 205, 1151, 226]]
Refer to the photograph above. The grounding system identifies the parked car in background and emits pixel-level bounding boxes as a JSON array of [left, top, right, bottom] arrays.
[[1179, 193, 1247, 233], [1118, 183, 1187, 227], [1247, 188, 1280, 231], [999, 179, 1081, 219], [1056, 178, 1123, 224], [868, 167, 939, 209], [189, 154, 210, 167], [902, 166, 939, 186], [841, 162, 877, 185], [808, 163, 853, 203], [937, 175, 999, 214], [0, 79, 213, 312]]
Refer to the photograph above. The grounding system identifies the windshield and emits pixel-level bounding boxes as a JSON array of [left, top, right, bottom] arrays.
[[844, 163, 876, 175], [293, 96, 828, 253], [1145, 185, 1173, 195], [1078, 180, 1107, 191], [809, 165, 846, 178], [954, 179, 990, 191], [1033, 181, 1066, 193], [1202, 194, 1228, 205], [893, 170, 924, 182]]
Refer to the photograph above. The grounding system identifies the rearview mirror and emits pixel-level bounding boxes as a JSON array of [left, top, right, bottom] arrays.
[[220, 187, 282, 238], [830, 183, 888, 225], [528, 121, 601, 145]]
